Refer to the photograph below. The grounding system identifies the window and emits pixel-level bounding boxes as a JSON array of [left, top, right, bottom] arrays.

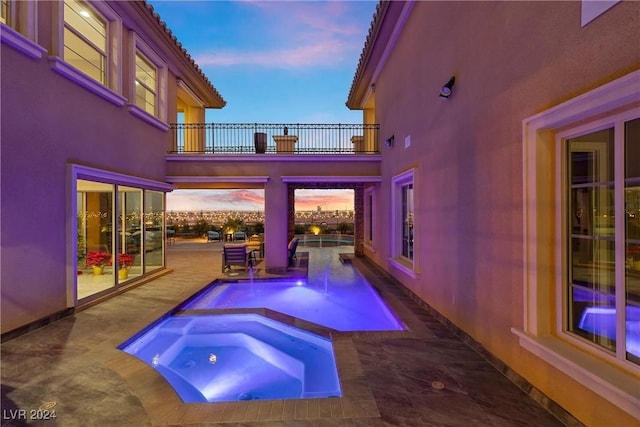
[[50, 0, 124, 105], [1, 0, 10, 25], [368, 192, 373, 241], [135, 52, 157, 115], [402, 183, 414, 259], [364, 187, 376, 249], [564, 121, 640, 364], [390, 169, 416, 276], [73, 166, 171, 304], [128, 34, 168, 129], [0, 1, 44, 59], [63, 0, 107, 84], [516, 70, 640, 416]]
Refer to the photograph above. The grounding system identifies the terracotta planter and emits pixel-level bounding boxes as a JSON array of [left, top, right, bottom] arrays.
[[273, 135, 298, 153]]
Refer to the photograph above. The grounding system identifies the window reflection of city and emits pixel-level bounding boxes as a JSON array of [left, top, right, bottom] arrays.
[[166, 210, 355, 226], [76, 180, 165, 301]]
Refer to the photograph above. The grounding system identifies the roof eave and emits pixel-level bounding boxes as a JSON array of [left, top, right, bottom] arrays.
[[138, 1, 227, 108], [346, 1, 389, 110]]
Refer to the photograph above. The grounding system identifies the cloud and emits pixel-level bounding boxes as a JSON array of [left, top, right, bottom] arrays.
[[294, 189, 354, 211], [167, 188, 354, 212], [193, 1, 370, 68], [167, 189, 265, 211], [195, 39, 354, 68]]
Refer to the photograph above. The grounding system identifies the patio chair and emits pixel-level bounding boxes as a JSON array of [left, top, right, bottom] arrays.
[[288, 237, 299, 265], [222, 244, 249, 273]]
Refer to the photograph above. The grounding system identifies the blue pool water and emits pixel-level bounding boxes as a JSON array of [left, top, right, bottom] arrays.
[[120, 314, 341, 402], [183, 247, 404, 331], [120, 246, 402, 403]]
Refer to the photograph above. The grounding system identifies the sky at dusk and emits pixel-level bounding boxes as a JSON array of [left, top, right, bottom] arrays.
[[149, 0, 375, 211], [167, 189, 355, 211], [148, 0, 375, 123]]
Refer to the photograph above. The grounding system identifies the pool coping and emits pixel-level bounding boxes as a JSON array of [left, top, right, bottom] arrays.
[[104, 318, 390, 424], [103, 256, 414, 425]]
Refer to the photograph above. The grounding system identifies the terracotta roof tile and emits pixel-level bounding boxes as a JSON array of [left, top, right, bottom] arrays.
[[346, 1, 385, 108], [143, 1, 226, 107]]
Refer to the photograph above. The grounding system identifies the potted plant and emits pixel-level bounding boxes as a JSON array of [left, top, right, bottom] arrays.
[[85, 251, 112, 275], [118, 253, 135, 280]]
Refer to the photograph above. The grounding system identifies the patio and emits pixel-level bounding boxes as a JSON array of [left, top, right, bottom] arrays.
[[0, 239, 577, 426]]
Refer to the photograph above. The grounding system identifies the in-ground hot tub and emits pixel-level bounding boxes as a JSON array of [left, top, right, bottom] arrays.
[[119, 313, 341, 402]]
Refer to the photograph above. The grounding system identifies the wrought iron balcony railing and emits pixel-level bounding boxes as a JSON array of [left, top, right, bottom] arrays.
[[168, 123, 379, 154]]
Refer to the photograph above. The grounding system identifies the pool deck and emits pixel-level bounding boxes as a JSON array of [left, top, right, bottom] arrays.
[[1, 238, 580, 426]]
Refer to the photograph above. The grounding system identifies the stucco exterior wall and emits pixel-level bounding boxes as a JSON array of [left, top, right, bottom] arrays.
[[1, 43, 168, 334], [166, 156, 381, 181], [366, 1, 639, 425]]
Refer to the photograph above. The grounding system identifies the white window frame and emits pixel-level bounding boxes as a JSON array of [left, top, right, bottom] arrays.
[[49, 0, 124, 106], [513, 70, 640, 417], [0, 0, 43, 59], [1, 0, 14, 27], [135, 51, 157, 115], [389, 168, 416, 277], [68, 164, 173, 306], [364, 186, 377, 252], [128, 33, 169, 131]]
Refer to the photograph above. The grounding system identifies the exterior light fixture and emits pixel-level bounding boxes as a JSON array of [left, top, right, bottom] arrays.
[[439, 76, 456, 99], [385, 135, 395, 147]]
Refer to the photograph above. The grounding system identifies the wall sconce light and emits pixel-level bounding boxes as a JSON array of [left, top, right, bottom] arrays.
[[439, 76, 456, 99], [385, 135, 395, 147]]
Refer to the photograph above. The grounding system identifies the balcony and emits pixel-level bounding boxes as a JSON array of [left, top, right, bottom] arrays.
[[169, 123, 379, 154]]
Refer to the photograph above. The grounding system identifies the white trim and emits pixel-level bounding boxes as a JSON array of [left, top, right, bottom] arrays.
[[49, 56, 127, 106], [56, 0, 123, 93], [167, 176, 269, 184], [0, 23, 46, 59], [67, 165, 79, 307], [127, 104, 170, 131], [512, 329, 640, 417], [389, 257, 416, 279], [391, 168, 415, 269], [518, 70, 640, 417], [177, 79, 205, 107], [72, 164, 174, 192], [69, 164, 173, 306], [133, 32, 167, 122], [282, 176, 382, 183], [523, 71, 640, 130], [522, 70, 640, 334], [166, 154, 383, 163], [364, 186, 376, 248]]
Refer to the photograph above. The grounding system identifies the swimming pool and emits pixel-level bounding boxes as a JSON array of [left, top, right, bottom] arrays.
[[119, 313, 341, 402], [182, 247, 404, 331], [120, 246, 402, 403]]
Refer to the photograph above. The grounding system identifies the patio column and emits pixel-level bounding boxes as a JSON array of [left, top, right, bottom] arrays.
[[183, 106, 205, 153], [264, 178, 289, 271]]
